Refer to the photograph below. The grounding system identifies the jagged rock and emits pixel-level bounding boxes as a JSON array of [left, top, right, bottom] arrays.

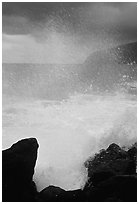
[[127, 143, 137, 160], [125, 143, 137, 174], [2, 138, 137, 202], [84, 142, 137, 192], [85, 143, 131, 176], [103, 143, 128, 160], [87, 175, 137, 202], [107, 143, 124, 152], [39, 186, 84, 202], [2, 138, 39, 201], [39, 185, 66, 201], [63, 189, 85, 202], [84, 170, 115, 189]]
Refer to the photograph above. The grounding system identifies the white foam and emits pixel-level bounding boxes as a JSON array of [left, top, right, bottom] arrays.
[[2, 93, 137, 191]]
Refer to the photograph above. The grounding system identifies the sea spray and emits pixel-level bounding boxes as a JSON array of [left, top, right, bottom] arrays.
[[2, 52, 137, 190], [3, 92, 136, 191]]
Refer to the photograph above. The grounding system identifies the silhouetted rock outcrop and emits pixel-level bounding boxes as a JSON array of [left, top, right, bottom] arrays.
[[2, 138, 39, 201], [39, 186, 66, 202], [84, 143, 137, 201], [85, 143, 135, 179], [2, 138, 137, 202], [86, 175, 137, 202], [39, 186, 85, 202]]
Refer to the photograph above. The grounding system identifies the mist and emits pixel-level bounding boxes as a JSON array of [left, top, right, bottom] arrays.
[[2, 2, 137, 192], [3, 2, 137, 64]]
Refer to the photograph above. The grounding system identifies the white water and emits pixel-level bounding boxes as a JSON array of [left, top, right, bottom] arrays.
[[2, 57, 137, 191], [3, 92, 137, 191]]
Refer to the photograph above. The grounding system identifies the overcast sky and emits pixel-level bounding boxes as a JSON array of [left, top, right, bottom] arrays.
[[2, 2, 137, 64]]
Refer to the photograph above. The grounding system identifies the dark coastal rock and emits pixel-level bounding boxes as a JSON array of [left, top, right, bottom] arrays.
[[125, 143, 137, 175], [2, 138, 39, 201], [39, 186, 84, 202], [39, 174, 137, 202], [127, 143, 137, 161], [87, 175, 137, 202], [85, 143, 134, 179], [39, 185, 66, 201], [64, 189, 85, 202], [2, 138, 137, 202], [84, 143, 137, 201], [84, 170, 115, 188]]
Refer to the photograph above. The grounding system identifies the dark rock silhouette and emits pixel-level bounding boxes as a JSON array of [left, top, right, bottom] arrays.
[[39, 185, 66, 202], [86, 175, 137, 202], [85, 143, 135, 179], [85, 170, 116, 188], [39, 186, 85, 202], [84, 143, 137, 202], [2, 138, 137, 202], [64, 189, 85, 202], [2, 138, 39, 201]]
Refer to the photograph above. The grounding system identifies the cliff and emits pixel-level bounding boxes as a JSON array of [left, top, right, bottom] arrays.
[[80, 42, 137, 93]]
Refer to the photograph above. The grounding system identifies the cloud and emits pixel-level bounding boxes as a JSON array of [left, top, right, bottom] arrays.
[[2, 2, 137, 63], [2, 33, 92, 64], [2, 2, 137, 37], [3, 16, 32, 35]]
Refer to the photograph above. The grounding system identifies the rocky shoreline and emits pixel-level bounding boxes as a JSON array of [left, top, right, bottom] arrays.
[[2, 138, 137, 202]]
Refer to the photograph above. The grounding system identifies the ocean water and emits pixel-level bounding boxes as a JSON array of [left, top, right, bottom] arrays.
[[2, 63, 137, 191]]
